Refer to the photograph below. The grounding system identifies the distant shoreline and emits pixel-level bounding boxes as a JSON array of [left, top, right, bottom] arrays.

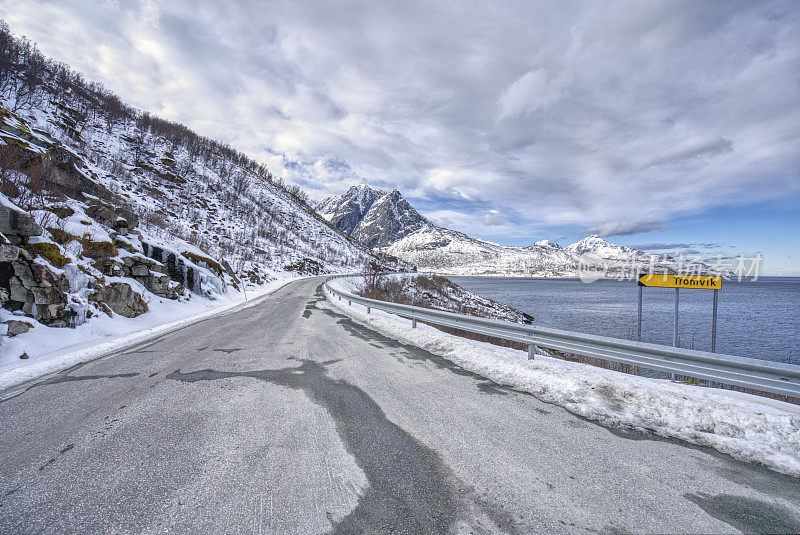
[[446, 274, 799, 282]]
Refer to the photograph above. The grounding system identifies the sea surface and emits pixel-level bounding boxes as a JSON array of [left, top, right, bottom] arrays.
[[450, 276, 800, 363]]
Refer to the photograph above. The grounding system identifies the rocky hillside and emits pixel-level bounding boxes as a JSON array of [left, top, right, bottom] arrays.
[[318, 185, 714, 277], [0, 26, 400, 341], [351, 273, 533, 325], [315, 184, 386, 236]]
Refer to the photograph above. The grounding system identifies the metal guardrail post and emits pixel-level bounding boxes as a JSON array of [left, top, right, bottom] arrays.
[[528, 344, 536, 360], [367, 306, 371, 314], [412, 317, 417, 328]]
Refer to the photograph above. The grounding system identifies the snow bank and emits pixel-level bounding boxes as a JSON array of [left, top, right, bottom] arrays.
[[324, 284, 800, 478], [0, 277, 298, 392]]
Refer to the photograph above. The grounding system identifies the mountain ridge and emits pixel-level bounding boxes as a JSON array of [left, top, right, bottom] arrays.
[[317, 185, 715, 277]]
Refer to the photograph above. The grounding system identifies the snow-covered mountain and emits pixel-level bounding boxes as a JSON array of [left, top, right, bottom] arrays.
[[565, 235, 640, 259], [532, 239, 562, 249], [317, 186, 434, 248], [315, 184, 385, 235], [317, 186, 712, 277]]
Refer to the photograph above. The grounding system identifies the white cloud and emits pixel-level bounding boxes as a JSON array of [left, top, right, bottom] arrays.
[[648, 136, 734, 167], [497, 69, 564, 119], [2, 0, 798, 238], [584, 219, 664, 237], [484, 210, 505, 226]]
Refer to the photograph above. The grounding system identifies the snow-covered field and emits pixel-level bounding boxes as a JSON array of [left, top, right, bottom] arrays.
[[325, 278, 800, 478], [0, 277, 298, 392]]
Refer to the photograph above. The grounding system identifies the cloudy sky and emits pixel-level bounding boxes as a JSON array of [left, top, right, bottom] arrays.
[[3, 0, 799, 273]]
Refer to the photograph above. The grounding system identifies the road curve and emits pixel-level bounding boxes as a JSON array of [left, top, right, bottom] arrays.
[[1, 277, 799, 534]]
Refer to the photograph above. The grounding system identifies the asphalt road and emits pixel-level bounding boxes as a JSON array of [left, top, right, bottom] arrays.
[[1, 277, 799, 534]]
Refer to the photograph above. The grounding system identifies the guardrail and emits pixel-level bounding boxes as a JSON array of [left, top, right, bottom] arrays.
[[324, 274, 800, 399]]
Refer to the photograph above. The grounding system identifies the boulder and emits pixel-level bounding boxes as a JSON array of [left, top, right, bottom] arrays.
[[0, 203, 42, 237], [90, 282, 147, 318], [96, 258, 124, 277], [0, 243, 19, 261], [115, 207, 139, 230], [4, 319, 32, 336], [9, 276, 32, 302], [85, 202, 138, 234], [117, 254, 176, 299], [36, 146, 106, 200], [131, 263, 150, 277], [221, 259, 237, 278]]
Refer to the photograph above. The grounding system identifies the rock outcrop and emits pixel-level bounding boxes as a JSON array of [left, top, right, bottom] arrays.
[[1, 247, 69, 326], [89, 282, 147, 318], [0, 231, 19, 261], [1, 194, 158, 331], [0, 201, 43, 243], [85, 201, 139, 236], [0, 110, 108, 201], [96, 253, 180, 299]]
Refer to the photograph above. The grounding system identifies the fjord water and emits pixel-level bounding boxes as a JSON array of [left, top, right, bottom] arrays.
[[450, 276, 800, 363]]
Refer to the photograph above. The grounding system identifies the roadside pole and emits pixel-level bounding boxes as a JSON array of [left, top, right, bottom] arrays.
[[673, 288, 679, 347], [711, 289, 718, 353], [637, 285, 642, 342]]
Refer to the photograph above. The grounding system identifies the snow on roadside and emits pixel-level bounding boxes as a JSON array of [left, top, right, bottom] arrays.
[[0, 277, 299, 392], [324, 284, 800, 478]]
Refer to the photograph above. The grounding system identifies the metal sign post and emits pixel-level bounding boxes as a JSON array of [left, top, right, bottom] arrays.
[[637, 285, 642, 341], [711, 289, 718, 353], [673, 288, 679, 347], [637, 274, 722, 353]]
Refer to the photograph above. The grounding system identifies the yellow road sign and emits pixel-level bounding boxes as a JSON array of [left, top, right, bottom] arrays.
[[638, 274, 722, 290]]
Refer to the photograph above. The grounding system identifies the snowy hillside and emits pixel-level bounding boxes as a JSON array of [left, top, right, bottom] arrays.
[[1, 101, 386, 283], [335, 272, 533, 325], [0, 27, 402, 362], [319, 186, 713, 277]]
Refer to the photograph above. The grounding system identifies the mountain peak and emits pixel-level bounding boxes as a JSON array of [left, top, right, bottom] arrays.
[[531, 239, 562, 249], [346, 183, 382, 196], [565, 235, 635, 256], [316, 184, 387, 233], [315, 186, 433, 248]]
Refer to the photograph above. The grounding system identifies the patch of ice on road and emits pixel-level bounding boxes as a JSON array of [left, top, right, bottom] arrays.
[[324, 285, 800, 478]]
